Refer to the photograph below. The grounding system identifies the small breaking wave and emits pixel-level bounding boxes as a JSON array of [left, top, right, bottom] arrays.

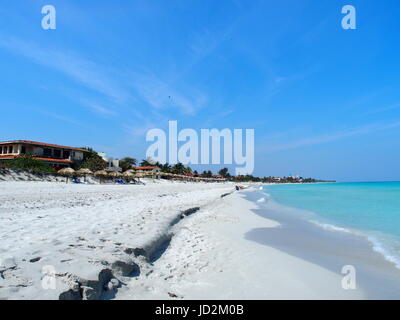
[[310, 220, 352, 234], [367, 235, 400, 269], [257, 184, 400, 270], [310, 220, 400, 269]]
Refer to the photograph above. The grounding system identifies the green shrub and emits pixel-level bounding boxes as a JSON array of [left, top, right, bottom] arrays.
[[6, 155, 56, 173]]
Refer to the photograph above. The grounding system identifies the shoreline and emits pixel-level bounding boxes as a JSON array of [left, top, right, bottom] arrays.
[[243, 189, 400, 299], [258, 183, 400, 272], [119, 187, 400, 300]]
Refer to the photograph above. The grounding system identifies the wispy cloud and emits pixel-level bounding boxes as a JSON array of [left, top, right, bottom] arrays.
[[37, 110, 89, 128], [124, 122, 157, 139], [78, 98, 118, 117], [0, 34, 208, 124], [201, 108, 235, 127], [132, 74, 207, 115], [0, 35, 131, 103], [263, 121, 400, 153]]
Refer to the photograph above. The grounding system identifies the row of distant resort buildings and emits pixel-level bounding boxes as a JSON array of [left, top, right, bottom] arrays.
[[0, 140, 160, 175], [0, 140, 304, 182], [0, 140, 229, 180]]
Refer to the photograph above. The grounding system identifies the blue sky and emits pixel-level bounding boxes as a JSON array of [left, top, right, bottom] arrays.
[[1, 0, 400, 181]]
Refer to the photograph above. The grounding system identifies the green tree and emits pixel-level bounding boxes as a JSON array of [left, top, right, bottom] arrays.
[[79, 148, 106, 172], [119, 157, 137, 171], [218, 168, 229, 177], [161, 163, 172, 173], [183, 166, 192, 175], [140, 157, 155, 167], [201, 170, 212, 177], [172, 162, 185, 174]]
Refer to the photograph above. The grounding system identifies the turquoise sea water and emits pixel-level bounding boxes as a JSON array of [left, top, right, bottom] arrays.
[[261, 182, 400, 268]]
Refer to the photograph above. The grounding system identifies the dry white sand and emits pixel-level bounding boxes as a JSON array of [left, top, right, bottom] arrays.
[[0, 179, 232, 299]]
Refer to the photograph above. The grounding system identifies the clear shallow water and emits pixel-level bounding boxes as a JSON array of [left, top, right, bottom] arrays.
[[261, 182, 400, 268]]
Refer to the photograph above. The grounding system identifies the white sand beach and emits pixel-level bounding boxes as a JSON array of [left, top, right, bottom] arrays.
[[1, 177, 399, 300], [0, 179, 232, 299]]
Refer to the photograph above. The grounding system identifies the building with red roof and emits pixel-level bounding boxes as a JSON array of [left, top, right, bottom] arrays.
[[133, 166, 160, 171], [0, 140, 89, 170], [133, 165, 161, 178]]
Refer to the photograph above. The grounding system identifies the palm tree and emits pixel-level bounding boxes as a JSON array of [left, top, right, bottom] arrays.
[[219, 168, 229, 177], [140, 157, 155, 167], [119, 157, 137, 171], [183, 167, 192, 175], [172, 162, 185, 174], [161, 162, 171, 173]]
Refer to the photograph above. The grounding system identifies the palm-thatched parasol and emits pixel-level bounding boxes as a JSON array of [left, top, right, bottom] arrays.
[[58, 167, 75, 183], [76, 168, 92, 175], [121, 170, 135, 183], [94, 170, 108, 184], [76, 168, 93, 182], [122, 170, 135, 177], [94, 170, 108, 176], [142, 171, 154, 178], [134, 172, 145, 178], [161, 172, 171, 177], [108, 171, 120, 180], [159, 172, 170, 180]]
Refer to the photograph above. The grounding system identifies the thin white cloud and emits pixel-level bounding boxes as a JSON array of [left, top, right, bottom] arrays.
[[0, 35, 131, 103], [132, 74, 207, 115], [0, 34, 209, 123], [78, 99, 118, 117], [201, 108, 235, 127], [263, 121, 400, 153], [37, 110, 89, 128], [124, 122, 156, 138]]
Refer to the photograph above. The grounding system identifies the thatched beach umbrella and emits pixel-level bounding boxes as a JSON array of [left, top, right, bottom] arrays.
[[94, 170, 108, 176], [122, 170, 136, 183], [143, 171, 155, 178], [159, 172, 171, 180], [108, 171, 120, 177], [134, 172, 145, 178], [76, 168, 93, 182], [94, 170, 108, 184], [161, 172, 171, 177], [122, 170, 134, 177], [58, 167, 75, 183], [76, 168, 92, 175], [108, 171, 120, 181]]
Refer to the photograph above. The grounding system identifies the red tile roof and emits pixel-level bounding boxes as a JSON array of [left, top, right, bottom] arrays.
[[0, 140, 88, 152], [33, 157, 73, 163], [133, 166, 159, 170], [0, 155, 72, 163]]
